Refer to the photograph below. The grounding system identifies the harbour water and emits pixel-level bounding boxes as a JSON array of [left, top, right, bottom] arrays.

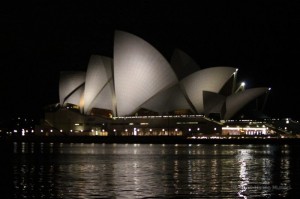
[[1, 143, 300, 198]]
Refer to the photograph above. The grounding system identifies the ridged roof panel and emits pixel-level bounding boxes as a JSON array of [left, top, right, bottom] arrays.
[[83, 55, 112, 113], [140, 84, 192, 114], [180, 67, 236, 113], [59, 71, 86, 105], [64, 85, 85, 106], [224, 87, 268, 119], [87, 80, 115, 115], [114, 30, 178, 116]]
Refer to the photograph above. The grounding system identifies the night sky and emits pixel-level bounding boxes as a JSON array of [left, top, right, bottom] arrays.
[[1, 1, 298, 120]]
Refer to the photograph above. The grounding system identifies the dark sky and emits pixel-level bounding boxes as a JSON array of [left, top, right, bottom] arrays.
[[1, 1, 298, 120]]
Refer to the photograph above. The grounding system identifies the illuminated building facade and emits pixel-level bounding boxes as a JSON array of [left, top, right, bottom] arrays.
[[39, 30, 269, 136]]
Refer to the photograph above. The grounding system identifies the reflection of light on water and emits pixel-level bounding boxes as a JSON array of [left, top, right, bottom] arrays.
[[260, 158, 272, 197], [173, 160, 179, 194], [238, 161, 248, 198], [10, 144, 294, 198], [280, 153, 291, 197], [133, 162, 140, 190], [235, 145, 293, 198], [237, 149, 251, 198], [210, 159, 218, 192]]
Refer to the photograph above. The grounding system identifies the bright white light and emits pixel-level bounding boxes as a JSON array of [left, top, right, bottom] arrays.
[[241, 82, 245, 87]]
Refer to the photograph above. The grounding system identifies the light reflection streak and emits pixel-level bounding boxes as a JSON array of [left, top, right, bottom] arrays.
[[10, 143, 294, 198], [237, 149, 250, 198], [279, 149, 291, 197]]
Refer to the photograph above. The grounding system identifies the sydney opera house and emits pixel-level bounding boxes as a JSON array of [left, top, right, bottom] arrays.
[[39, 30, 269, 136]]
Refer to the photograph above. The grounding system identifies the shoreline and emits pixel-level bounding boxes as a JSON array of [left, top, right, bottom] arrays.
[[2, 135, 300, 145]]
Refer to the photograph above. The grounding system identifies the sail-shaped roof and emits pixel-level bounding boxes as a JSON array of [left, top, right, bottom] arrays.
[[180, 67, 236, 113], [114, 30, 178, 116], [59, 71, 86, 106], [83, 55, 112, 114], [224, 87, 268, 119]]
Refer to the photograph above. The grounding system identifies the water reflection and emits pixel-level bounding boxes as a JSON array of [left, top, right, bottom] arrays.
[[236, 145, 292, 198], [9, 143, 298, 198], [237, 149, 250, 198]]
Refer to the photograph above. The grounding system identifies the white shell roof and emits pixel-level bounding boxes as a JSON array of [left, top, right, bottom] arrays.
[[180, 66, 236, 114], [87, 80, 115, 115], [83, 55, 112, 114], [59, 71, 86, 106], [57, 31, 267, 119], [64, 85, 84, 106], [224, 87, 268, 119], [140, 84, 192, 114], [113, 30, 178, 116]]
